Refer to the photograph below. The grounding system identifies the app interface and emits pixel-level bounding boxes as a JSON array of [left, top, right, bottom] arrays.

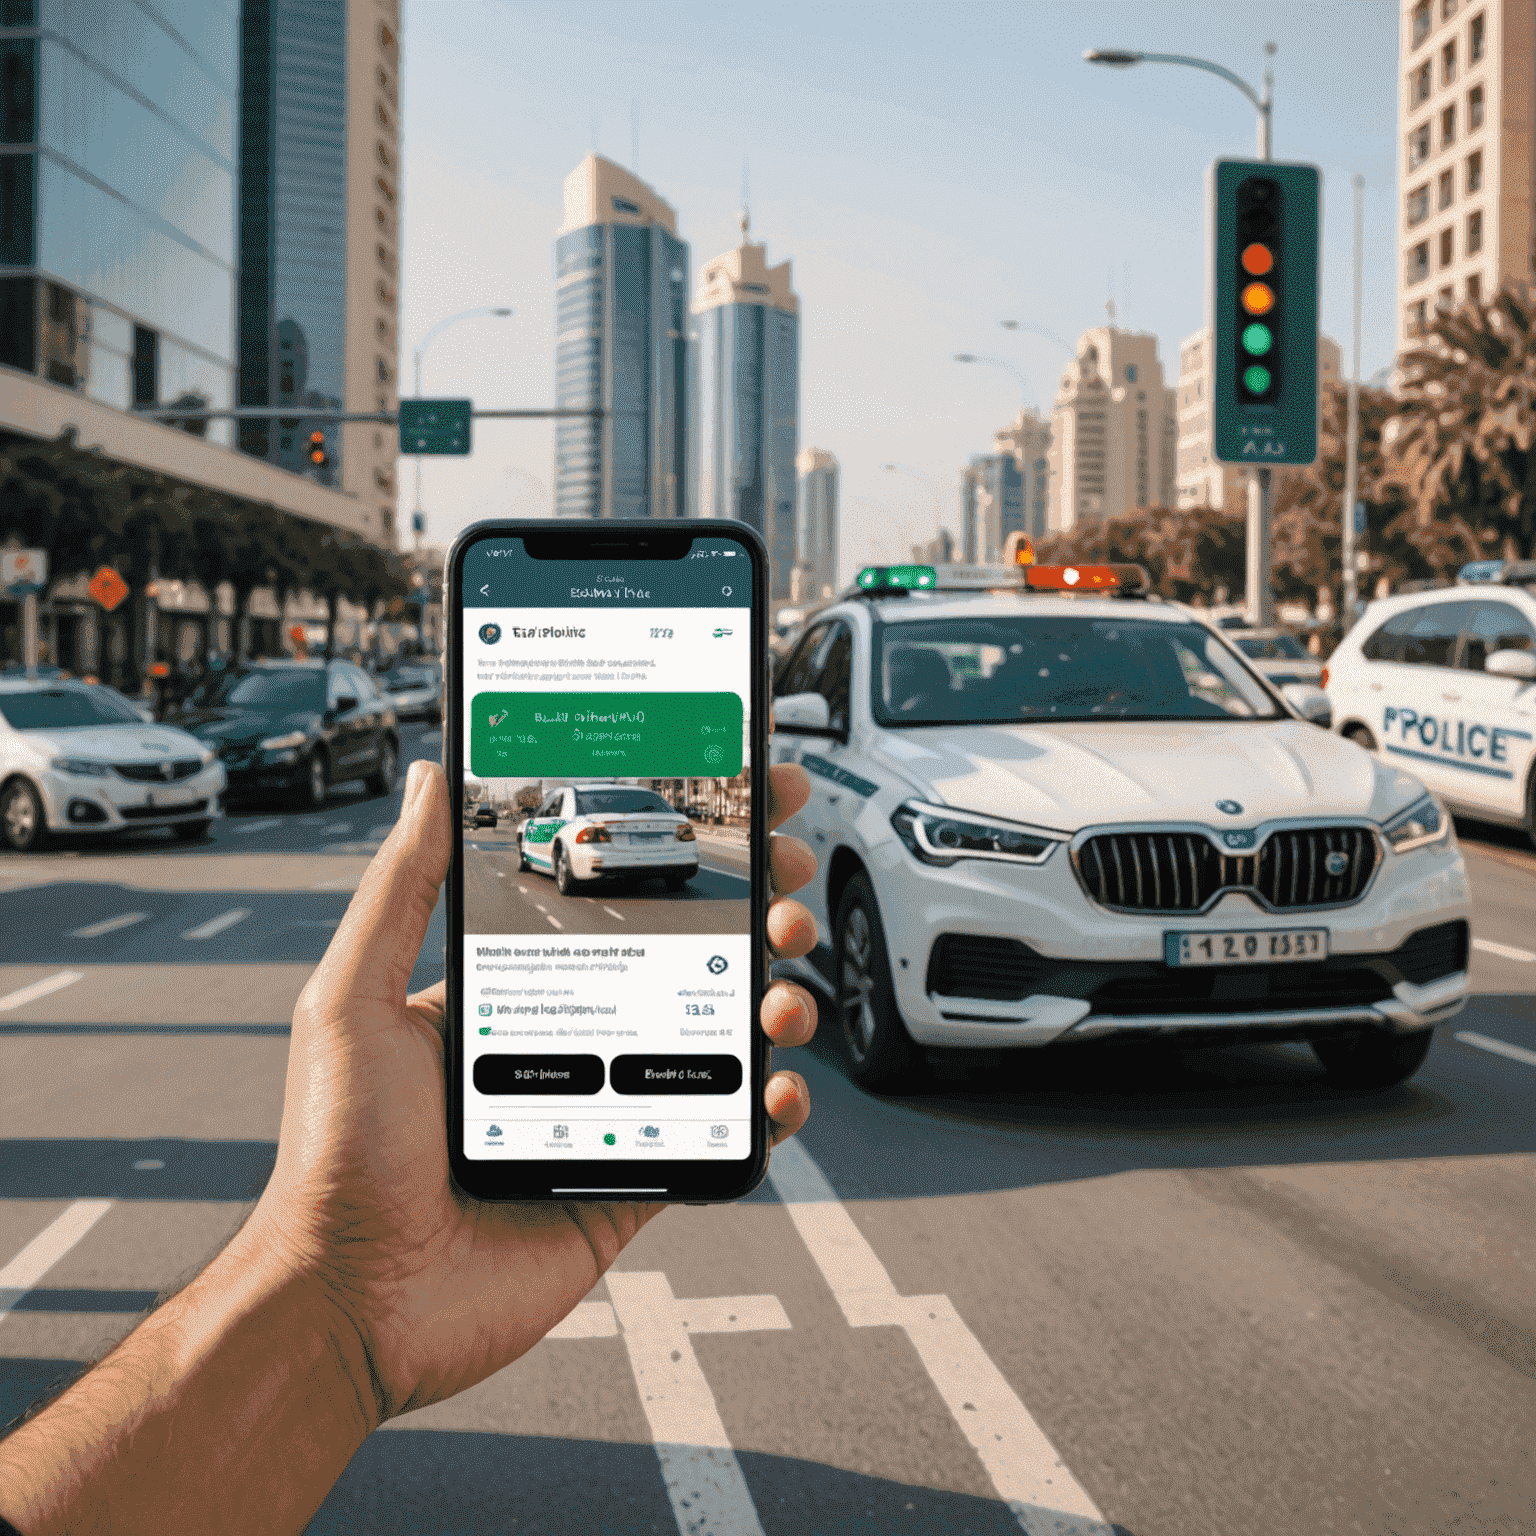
[[461, 536, 752, 1163]]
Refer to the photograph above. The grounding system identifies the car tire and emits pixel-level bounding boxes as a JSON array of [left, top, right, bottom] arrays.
[[517, 838, 530, 872], [1343, 724, 1377, 751], [554, 842, 580, 896], [173, 819, 212, 843], [833, 872, 921, 1092], [293, 751, 327, 811], [365, 737, 398, 797], [0, 779, 48, 853], [1311, 1027, 1434, 1090]]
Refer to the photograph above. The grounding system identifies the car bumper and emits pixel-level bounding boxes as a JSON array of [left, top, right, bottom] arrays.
[[864, 831, 1472, 1048], [39, 763, 226, 834], [567, 842, 701, 879]]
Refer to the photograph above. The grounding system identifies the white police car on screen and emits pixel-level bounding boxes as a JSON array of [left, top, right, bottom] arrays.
[[770, 560, 1471, 1094], [1326, 560, 1536, 848]]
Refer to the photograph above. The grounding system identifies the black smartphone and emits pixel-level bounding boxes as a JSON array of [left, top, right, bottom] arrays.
[[445, 519, 770, 1202]]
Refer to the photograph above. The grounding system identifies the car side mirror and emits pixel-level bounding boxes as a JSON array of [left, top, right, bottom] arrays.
[[332, 694, 358, 713], [1484, 648, 1536, 680], [773, 691, 831, 732], [1280, 681, 1332, 728]]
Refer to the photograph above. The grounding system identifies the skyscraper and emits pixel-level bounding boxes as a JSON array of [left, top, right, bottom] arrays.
[[237, 0, 401, 543], [990, 409, 1052, 540], [794, 447, 839, 601], [960, 453, 1023, 564], [553, 154, 689, 518], [693, 211, 799, 595]]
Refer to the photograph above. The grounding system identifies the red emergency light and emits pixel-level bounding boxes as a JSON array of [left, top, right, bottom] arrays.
[[1024, 563, 1148, 593]]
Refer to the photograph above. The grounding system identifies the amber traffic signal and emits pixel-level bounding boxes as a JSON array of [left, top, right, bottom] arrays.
[[307, 430, 328, 469]]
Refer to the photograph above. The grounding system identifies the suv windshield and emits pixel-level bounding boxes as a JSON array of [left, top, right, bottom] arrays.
[[574, 788, 674, 816], [192, 668, 326, 712], [874, 616, 1280, 725], [1235, 633, 1309, 661], [0, 687, 145, 730]]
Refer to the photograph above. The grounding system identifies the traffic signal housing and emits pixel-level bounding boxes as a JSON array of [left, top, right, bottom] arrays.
[[307, 430, 329, 470], [1211, 158, 1321, 467]]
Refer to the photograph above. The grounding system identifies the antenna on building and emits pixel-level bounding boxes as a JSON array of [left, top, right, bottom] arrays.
[[740, 158, 751, 241]]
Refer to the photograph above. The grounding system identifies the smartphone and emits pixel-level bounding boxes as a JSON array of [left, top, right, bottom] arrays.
[[445, 519, 770, 1202]]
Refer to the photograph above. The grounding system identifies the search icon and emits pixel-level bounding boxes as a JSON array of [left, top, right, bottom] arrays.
[[721, 586, 732, 596]]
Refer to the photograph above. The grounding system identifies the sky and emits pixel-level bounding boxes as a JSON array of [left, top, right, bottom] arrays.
[[399, 0, 1402, 579]]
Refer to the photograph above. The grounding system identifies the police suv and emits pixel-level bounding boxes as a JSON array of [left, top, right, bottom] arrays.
[[1326, 560, 1536, 849], [771, 561, 1471, 1092]]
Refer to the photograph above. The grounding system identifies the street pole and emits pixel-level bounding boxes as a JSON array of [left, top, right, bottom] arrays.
[[1341, 173, 1364, 626], [22, 591, 37, 679]]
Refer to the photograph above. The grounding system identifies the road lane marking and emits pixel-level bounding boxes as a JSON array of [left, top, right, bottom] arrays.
[[607, 1270, 789, 1536], [496, 871, 506, 878], [768, 1139, 1110, 1536], [518, 884, 530, 894], [546, 915, 564, 930], [1472, 937, 1536, 963], [313, 876, 358, 890], [0, 1201, 113, 1326], [0, 971, 83, 1013], [323, 822, 353, 836], [233, 819, 283, 835], [603, 906, 625, 921], [367, 822, 394, 839], [70, 912, 148, 939], [182, 908, 250, 941], [1455, 1030, 1536, 1068]]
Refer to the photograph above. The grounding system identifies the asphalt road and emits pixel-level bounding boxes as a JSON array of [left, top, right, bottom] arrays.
[[0, 735, 1532, 1536]]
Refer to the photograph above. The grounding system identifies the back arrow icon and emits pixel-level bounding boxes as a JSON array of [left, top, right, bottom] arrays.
[[480, 585, 489, 595]]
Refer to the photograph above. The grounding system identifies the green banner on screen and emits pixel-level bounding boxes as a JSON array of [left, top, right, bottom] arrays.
[[471, 692, 744, 778]]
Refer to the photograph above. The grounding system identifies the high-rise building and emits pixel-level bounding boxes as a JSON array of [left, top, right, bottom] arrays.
[[553, 154, 689, 518], [237, 0, 401, 543], [1046, 325, 1177, 531], [694, 211, 799, 596], [990, 409, 1052, 539], [794, 447, 839, 601], [1174, 329, 1341, 510], [1397, 0, 1534, 340], [960, 453, 1023, 564]]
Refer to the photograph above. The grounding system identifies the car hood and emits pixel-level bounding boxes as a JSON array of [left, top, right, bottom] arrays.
[[867, 719, 1428, 833], [181, 707, 318, 746], [22, 724, 208, 763]]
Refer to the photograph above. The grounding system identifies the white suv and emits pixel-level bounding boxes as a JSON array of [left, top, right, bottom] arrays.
[[770, 563, 1472, 1093]]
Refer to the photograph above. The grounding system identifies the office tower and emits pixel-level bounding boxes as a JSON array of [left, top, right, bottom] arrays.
[[960, 453, 1023, 564], [1046, 325, 1176, 531], [1174, 329, 1341, 510], [694, 211, 799, 597], [990, 408, 1053, 539], [553, 154, 689, 518], [794, 447, 839, 601], [1398, 0, 1533, 339], [238, 0, 401, 542]]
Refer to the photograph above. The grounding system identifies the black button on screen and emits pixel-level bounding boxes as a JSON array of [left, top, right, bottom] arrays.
[[473, 1054, 605, 1095], [609, 1055, 743, 1095]]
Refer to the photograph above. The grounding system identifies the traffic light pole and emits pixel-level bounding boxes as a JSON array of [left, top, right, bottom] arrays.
[[1246, 46, 1275, 627], [1341, 173, 1365, 626]]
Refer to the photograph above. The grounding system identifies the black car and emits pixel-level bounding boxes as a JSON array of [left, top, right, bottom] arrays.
[[473, 804, 498, 828], [176, 661, 399, 808]]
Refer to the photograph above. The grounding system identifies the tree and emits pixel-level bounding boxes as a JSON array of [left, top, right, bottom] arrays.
[[1033, 504, 1245, 605]]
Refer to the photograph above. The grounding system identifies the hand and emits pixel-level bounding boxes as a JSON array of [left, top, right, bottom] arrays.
[[239, 759, 820, 1428]]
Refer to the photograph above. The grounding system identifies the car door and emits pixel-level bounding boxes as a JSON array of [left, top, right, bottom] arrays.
[[1375, 600, 1474, 798], [522, 791, 564, 871], [343, 663, 386, 771], [1451, 599, 1536, 818], [325, 666, 370, 778]]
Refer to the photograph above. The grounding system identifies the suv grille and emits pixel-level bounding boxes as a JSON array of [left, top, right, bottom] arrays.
[[1075, 827, 1378, 913], [114, 759, 203, 783]]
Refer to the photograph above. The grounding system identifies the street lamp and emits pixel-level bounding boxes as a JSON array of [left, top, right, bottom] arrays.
[[881, 463, 944, 558], [953, 353, 1031, 410], [410, 305, 514, 544]]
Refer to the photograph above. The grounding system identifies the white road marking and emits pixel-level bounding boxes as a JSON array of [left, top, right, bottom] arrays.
[[603, 906, 625, 921], [323, 822, 353, 836], [1472, 937, 1536, 963], [546, 1300, 618, 1339], [546, 915, 563, 930], [607, 1270, 789, 1536], [518, 884, 530, 894], [233, 819, 283, 835], [182, 908, 250, 941], [0, 971, 83, 1013], [768, 1138, 1110, 1536], [70, 911, 149, 939], [0, 1201, 113, 1326], [313, 876, 358, 891], [496, 870, 506, 878], [1455, 1030, 1536, 1068], [133, 1159, 165, 1170]]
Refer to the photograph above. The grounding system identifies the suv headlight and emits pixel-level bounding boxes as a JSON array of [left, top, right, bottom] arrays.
[[891, 799, 1062, 867], [52, 756, 112, 777], [1382, 793, 1451, 853], [259, 730, 307, 751]]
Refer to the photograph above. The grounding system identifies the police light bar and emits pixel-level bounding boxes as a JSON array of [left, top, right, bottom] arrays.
[[856, 564, 937, 593], [1024, 563, 1149, 593]]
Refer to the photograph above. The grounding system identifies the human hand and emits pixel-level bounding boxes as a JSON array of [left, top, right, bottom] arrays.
[[236, 759, 820, 1428]]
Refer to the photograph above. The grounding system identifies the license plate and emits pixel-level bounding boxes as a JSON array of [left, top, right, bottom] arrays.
[[1168, 928, 1328, 967], [629, 831, 669, 843]]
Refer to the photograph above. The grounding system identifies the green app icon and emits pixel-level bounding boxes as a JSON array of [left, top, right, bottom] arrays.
[[478, 1004, 492, 1017], [479, 1026, 491, 1035], [603, 1133, 616, 1146]]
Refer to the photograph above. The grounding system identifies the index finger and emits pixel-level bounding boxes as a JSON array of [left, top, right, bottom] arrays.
[[768, 762, 809, 831]]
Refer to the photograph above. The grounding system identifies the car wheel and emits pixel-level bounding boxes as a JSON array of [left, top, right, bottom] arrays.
[[0, 779, 47, 853], [833, 873, 920, 1092], [173, 819, 212, 843], [517, 838, 530, 872], [554, 842, 579, 896], [365, 737, 397, 797], [293, 752, 327, 811], [1343, 724, 1377, 751], [1311, 1028, 1434, 1090]]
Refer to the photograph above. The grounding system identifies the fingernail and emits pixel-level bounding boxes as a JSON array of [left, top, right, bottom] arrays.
[[404, 760, 432, 812]]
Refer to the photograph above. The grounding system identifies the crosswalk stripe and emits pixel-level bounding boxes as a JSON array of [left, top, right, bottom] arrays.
[[768, 1138, 1110, 1536], [70, 911, 149, 939], [182, 908, 250, 941], [1455, 1030, 1536, 1068], [0, 971, 83, 1013], [0, 1201, 113, 1326], [1472, 937, 1536, 963]]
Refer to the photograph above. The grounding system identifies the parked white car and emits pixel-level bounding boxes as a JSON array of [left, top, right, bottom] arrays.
[[0, 679, 226, 850], [517, 783, 700, 894], [770, 561, 1471, 1093]]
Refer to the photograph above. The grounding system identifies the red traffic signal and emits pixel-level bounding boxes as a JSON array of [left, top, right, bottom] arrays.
[[307, 430, 328, 468]]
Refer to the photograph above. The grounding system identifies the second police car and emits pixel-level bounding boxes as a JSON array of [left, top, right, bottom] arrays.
[[1326, 560, 1536, 849], [771, 560, 1472, 1092]]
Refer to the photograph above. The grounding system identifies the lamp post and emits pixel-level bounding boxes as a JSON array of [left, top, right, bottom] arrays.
[[1341, 173, 1364, 628], [1085, 42, 1278, 623], [881, 463, 944, 559], [410, 306, 514, 545]]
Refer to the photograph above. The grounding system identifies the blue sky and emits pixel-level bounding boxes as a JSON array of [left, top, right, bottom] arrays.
[[400, 0, 1400, 576]]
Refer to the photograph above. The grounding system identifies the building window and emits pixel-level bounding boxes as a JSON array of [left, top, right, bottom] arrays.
[[1438, 168, 1454, 209], [1441, 104, 1455, 146], [1412, 0, 1431, 45], [1125, 363, 1137, 382], [1408, 241, 1430, 284], [376, 140, 393, 170], [1408, 121, 1431, 169], [1410, 59, 1432, 105], [1467, 208, 1482, 253], [1466, 272, 1481, 301], [1469, 11, 1484, 60], [1442, 0, 1457, 15], [1467, 149, 1482, 190], [1407, 299, 1427, 336], [1438, 284, 1453, 309], [376, 357, 391, 383], [376, 174, 395, 204], [611, 195, 641, 215], [1468, 84, 1483, 130], [1442, 39, 1456, 82], [1439, 226, 1454, 267], [132, 324, 158, 406], [1, 35, 38, 144]]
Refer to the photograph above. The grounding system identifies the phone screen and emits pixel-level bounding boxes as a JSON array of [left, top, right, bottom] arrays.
[[455, 530, 759, 1186]]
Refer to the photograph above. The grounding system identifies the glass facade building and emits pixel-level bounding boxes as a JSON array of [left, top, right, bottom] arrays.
[[794, 447, 838, 603], [961, 453, 1024, 564], [0, 0, 238, 441]]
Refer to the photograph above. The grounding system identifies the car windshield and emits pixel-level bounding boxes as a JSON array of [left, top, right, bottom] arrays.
[[574, 788, 674, 816], [1235, 633, 1309, 661], [383, 668, 436, 688], [0, 686, 146, 729], [192, 669, 326, 712], [874, 616, 1280, 725]]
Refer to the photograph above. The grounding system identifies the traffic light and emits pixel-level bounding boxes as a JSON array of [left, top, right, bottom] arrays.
[[307, 430, 329, 469], [1211, 159, 1320, 467]]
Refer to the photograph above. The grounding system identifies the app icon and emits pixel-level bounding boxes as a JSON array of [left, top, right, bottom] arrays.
[[642, 1125, 660, 1138], [552, 1124, 568, 1139], [603, 1133, 616, 1146], [487, 1125, 503, 1137], [479, 623, 501, 645], [478, 1004, 492, 1016], [706, 954, 728, 975], [710, 1125, 728, 1138], [478, 1026, 491, 1035]]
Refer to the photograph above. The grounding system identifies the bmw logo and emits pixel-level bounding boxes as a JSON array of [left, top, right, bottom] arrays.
[[1216, 800, 1243, 816], [1325, 851, 1350, 877]]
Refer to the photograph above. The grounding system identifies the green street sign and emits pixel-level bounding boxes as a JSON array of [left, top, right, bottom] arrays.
[[1211, 158, 1321, 467], [399, 398, 472, 455]]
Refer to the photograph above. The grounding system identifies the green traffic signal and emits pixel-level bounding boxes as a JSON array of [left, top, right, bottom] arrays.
[[1242, 322, 1273, 356], [1243, 364, 1272, 394]]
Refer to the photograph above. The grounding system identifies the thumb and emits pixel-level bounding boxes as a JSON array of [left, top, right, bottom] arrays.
[[304, 760, 451, 1012]]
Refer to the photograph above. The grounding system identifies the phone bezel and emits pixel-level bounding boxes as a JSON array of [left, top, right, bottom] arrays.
[[444, 518, 772, 1203]]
